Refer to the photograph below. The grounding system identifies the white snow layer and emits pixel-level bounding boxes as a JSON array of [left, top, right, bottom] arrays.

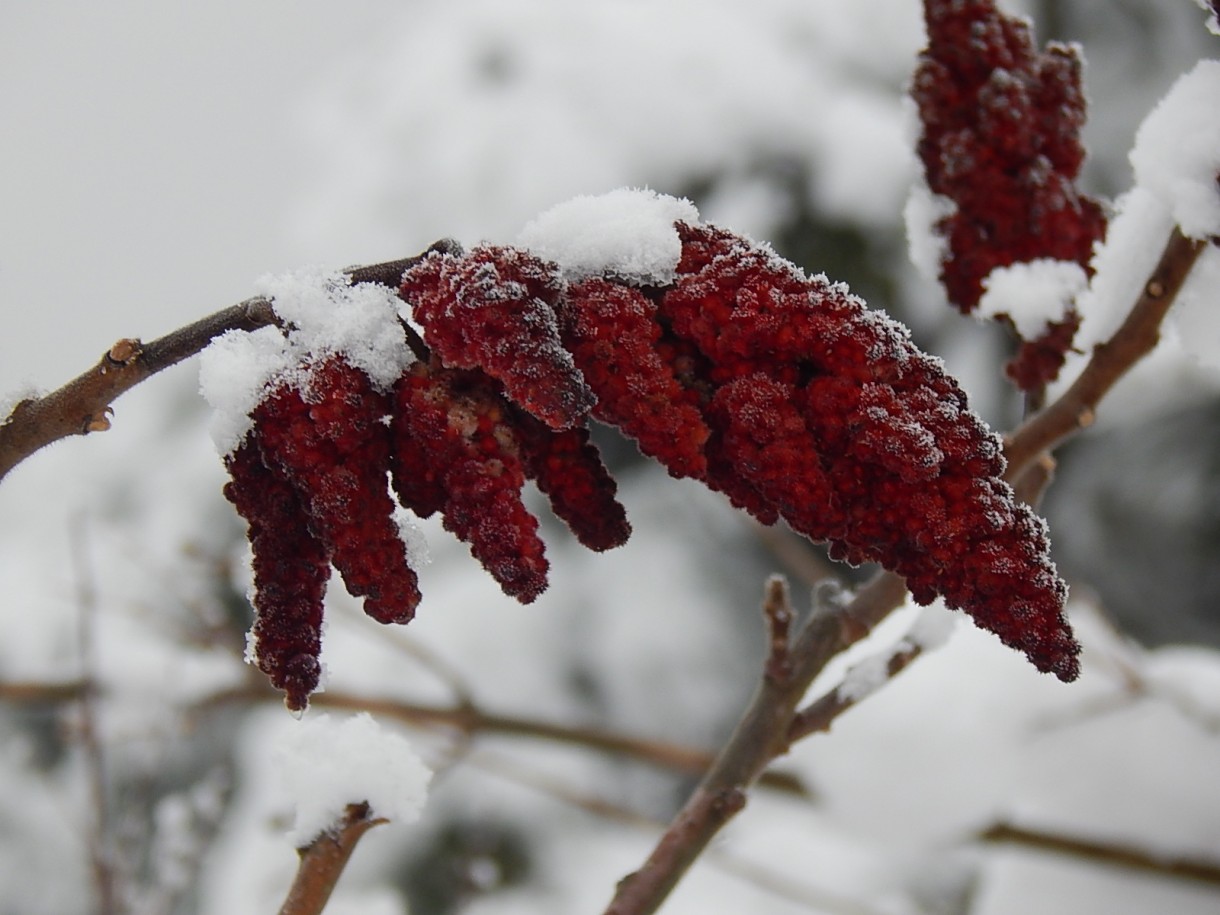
[[1077, 58, 1220, 372], [518, 188, 700, 285], [254, 267, 413, 390], [274, 712, 431, 846], [1075, 188, 1175, 352], [836, 603, 957, 702], [1168, 243, 1220, 370], [903, 179, 956, 281], [979, 260, 1089, 339], [199, 268, 412, 456], [1197, 0, 1220, 37], [198, 326, 295, 457], [1129, 59, 1220, 241]]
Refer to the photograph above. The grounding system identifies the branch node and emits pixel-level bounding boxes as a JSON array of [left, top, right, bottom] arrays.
[[710, 786, 747, 822], [761, 575, 793, 684], [106, 338, 142, 366], [83, 408, 113, 434]]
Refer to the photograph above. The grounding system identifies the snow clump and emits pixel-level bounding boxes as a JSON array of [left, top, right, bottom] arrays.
[[518, 187, 700, 285], [274, 712, 431, 846]]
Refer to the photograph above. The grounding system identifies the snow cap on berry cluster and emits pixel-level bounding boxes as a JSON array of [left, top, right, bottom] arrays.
[[910, 0, 1106, 389], [200, 268, 413, 455], [1078, 59, 1220, 368], [518, 187, 700, 285], [1128, 59, 1220, 241]]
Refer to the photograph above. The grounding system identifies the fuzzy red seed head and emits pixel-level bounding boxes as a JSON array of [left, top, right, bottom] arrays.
[[658, 220, 1079, 680], [514, 412, 631, 553], [914, 0, 1106, 389], [562, 278, 710, 478], [391, 363, 550, 602], [222, 438, 331, 711], [253, 356, 421, 626], [218, 199, 1083, 700], [400, 245, 595, 429]]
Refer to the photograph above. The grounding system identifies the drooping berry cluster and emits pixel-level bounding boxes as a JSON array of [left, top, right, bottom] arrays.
[[222, 342, 629, 710], [913, 0, 1107, 388], [216, 205, 1080, 709], [222, 437, 330, 710], [398, 225, 1077, 680]]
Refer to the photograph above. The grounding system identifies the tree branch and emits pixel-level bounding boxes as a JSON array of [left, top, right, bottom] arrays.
[[0, 676, 805, 795], [0, 246, 456, 484], [1003, 227, 1207, 481], [979, 820, 1220, 888], [787, 632, 925, 743], [277, 802, 388, 915], [603, 573, 909, 915]]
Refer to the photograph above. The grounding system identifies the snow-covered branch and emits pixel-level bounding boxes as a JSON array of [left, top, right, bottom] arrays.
[[0, 252, 446, 484]]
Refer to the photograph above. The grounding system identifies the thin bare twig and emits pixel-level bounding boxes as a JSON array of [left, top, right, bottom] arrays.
[[263, 685, 807, 795], [0, 676, 804, 794], [277, 802, 388, 915], [604, 574, 908, 914], [1003, 227, 1207, 482], [979, 821, 1220, 888], [468, 748, 883, 915], [787, 637, 925, 744], [69, 518, 120, 915]]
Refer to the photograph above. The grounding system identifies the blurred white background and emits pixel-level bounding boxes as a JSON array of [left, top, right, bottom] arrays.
[[2, 3, 1219, 914]]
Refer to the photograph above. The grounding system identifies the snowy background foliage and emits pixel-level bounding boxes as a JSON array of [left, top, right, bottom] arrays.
[[1, 2, 1220, 913]]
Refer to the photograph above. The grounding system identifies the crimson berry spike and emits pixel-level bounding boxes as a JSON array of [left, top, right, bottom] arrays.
[[391, 363, 549, 602], [253, 355, 421, 625], [1004, 313, 1082, 392], [913, 0, 1106, 389], [655, 219, 1079, 681], [513, 411, 632, 553], [222, 437, 330, 712], [703, 374, 829, 529], [560, 277, 710, 478], [399, 244, 595, 430]]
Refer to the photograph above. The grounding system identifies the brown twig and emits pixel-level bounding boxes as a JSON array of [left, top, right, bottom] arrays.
[[603, 573, 909, 915], [787, 635, 925, 744], [0, 676, 804, 794], [468, 749, 884, 915], [70, 518, 120, 915], [291, 687, 805, 795], [979, 821, 1220, 888], [277, 802, 388, 915], [0, 246, 454, 484], [1003, 227, 1207, 482]]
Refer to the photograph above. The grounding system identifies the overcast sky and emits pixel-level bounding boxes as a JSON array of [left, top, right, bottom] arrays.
[[0, 3, 413, 395]]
